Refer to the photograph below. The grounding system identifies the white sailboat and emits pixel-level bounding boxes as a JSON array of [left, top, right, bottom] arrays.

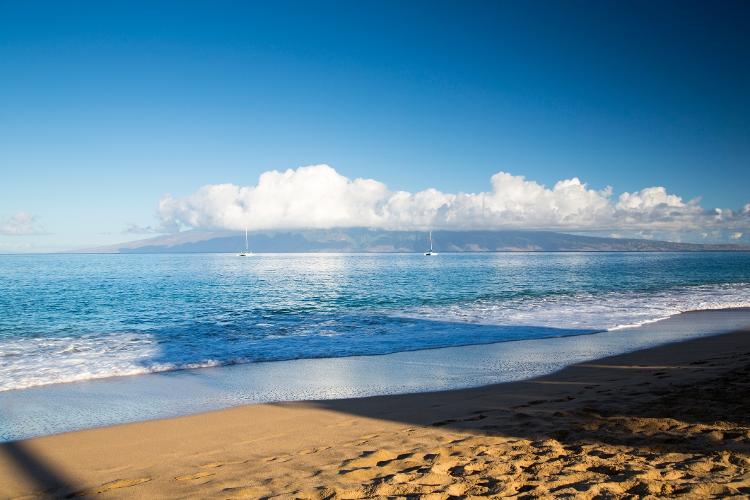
[[424, 230, 438, 256], [238, 227, 253, 256]]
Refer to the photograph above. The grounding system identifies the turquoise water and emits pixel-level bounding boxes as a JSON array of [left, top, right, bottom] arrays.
[[1, 252, 750, 392]]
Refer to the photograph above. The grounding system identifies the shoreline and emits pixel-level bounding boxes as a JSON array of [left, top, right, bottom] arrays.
[[2, 307, 750, 443], [2, 326, 750, 497], [2, 306, 747, 395]]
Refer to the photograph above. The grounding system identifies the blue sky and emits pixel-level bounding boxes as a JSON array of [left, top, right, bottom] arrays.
[[1, 0, 749, 250]]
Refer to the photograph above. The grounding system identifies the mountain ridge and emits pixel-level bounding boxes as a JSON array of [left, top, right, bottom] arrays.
[[76, 229, 750, 253]]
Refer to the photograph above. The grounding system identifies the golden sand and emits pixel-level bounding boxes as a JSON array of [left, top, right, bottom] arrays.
[[2, 330, 749, 498]]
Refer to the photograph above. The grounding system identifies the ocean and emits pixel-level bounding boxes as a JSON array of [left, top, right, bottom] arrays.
[[2, 252, 750, 393]]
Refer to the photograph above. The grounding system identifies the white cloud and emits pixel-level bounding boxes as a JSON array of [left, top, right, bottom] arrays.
[[0, 212, 44, 236], [731, 232, 743, 240], [156, 164, 750, 236], [158, 166, 390, 231], [122, 223, 168, 235]]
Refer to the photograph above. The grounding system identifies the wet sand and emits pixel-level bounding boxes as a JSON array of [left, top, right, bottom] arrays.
[[2, 329, 750, 498]]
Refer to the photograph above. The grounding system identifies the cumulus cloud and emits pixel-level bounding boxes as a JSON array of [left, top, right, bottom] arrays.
[[0, 212, 44, 236], [731, 232, 744, 240], [156, 164, 750, 236]]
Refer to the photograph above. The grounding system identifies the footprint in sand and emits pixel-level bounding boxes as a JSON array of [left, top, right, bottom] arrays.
[[222, 485, 271, 498], [94, 477, 152, 493], [298, 445, 331, 455], [342, 449, 398, 468], [376, 452, 415, 467], [430, 418, 459, 427], [175, 471, 216, 481], [200, 462, 225, 469]]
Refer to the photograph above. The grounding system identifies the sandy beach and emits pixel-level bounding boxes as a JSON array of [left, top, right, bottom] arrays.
[[1, 327, 749, 498]]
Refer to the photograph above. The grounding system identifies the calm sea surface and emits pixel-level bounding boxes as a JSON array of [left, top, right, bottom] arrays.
[[2, 252, 750, 392]]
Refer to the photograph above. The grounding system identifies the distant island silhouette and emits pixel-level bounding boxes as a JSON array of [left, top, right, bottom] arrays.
[[78, 229, 750, 253]]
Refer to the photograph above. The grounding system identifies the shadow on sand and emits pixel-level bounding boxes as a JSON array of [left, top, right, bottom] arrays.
[[299, 330, 750, 456], [0, 440, 79, 498]]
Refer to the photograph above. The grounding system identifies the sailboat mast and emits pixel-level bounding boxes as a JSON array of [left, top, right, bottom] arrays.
[[245, 227, 248, 252], [429, 231, 433, 252]]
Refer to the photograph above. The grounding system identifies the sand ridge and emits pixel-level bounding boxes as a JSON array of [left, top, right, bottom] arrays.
[[1, 330, 750, 498]]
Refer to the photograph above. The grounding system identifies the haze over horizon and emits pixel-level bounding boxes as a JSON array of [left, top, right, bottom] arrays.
[[2, 1, 749, 252]]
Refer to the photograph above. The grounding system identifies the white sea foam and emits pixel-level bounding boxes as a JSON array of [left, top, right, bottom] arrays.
[[2, 283, 749, 392], [400, 283, 750, 333], [0, 333, 225, 392]]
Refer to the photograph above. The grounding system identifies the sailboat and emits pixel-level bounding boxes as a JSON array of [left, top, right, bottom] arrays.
[[238, 227, 253, 256], [424, 230, 438, 256]]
